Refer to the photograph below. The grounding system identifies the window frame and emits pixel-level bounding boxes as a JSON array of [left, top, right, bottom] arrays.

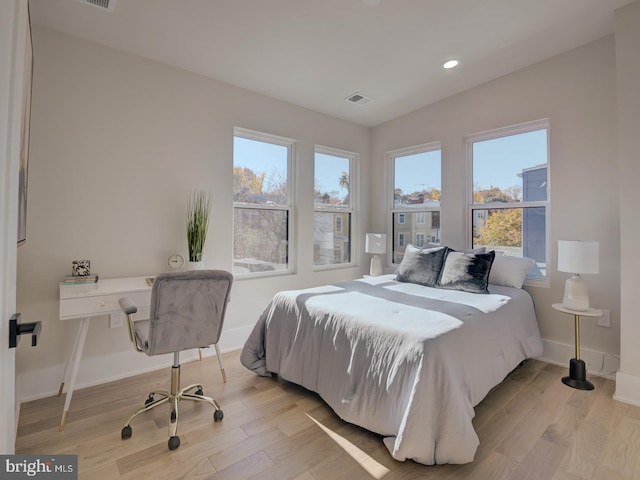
[[313, 145, 358, 270], [388, 142, 442, 265], [233, 127, 297, 278], [466, 119, 550, 287]]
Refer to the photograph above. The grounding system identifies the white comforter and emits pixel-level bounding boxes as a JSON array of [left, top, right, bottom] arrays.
[[240, 275, 543, 465]]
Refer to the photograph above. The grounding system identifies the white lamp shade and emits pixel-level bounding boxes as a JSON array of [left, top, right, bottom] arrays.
[[558, 240, 599, 274], [365, 233, 387, 254]]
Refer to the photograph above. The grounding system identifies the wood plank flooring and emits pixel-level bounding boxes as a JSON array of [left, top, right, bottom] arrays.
[[16, 351, 640, 480]]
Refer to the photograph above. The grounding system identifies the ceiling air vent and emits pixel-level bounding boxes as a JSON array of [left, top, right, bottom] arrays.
[[76, 0, 116, 12], [345, 92, 375, 106]]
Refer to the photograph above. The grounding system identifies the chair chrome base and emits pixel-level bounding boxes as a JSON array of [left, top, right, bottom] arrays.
[[121, 363, 223, 450]]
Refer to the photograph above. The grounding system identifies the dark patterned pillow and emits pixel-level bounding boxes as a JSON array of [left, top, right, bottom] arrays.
[[396, 245, 448, 287], [436, 250, 496, 294]]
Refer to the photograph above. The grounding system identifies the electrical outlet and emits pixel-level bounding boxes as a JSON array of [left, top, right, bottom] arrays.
[[598, 309, 611, 328], [110, 311, 124, 328]]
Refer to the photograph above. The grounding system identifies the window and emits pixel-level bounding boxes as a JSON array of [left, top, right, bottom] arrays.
[[389, 143, 441, 263], [233, 128, 295, 276], [468, 120, 549, 283], [314, 146, 356, 267]]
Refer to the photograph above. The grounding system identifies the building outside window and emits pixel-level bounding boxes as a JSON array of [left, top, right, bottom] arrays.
[[389, 143, 441, 263], [233, 128, 295, 276], [468, 119, 549, 282], [314, 146, 356, 267]]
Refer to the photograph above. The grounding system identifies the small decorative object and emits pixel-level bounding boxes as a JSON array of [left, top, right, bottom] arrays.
[[167, 253, 185, 271], [558, 240, 599, 311], [365, 233, 387, 276], [186, 190, 212, 269], [72, 260, 91, 276]]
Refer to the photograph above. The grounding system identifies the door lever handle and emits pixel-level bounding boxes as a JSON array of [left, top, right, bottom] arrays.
[[9, 313, 42, 348]]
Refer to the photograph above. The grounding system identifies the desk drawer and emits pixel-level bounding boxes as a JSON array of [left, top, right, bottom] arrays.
[[60, 291, 151, 320]]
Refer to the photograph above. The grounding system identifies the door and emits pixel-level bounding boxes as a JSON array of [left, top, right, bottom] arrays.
[[1, 0, 30, 454]]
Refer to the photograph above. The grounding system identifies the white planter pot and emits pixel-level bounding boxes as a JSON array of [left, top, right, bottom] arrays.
[[188, 261, 204, 270]]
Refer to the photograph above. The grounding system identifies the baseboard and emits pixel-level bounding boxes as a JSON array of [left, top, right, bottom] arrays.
[[17, 324, 253, 403], [537, 338, 620, 381], [613, 371, 640, 407], [19, 330, 621, 405]]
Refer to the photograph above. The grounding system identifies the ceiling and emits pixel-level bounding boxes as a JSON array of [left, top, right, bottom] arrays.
[[28, 0, 632, 128]]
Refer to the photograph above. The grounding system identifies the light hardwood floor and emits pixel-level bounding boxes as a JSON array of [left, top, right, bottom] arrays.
[[16, 351, 640, 480]]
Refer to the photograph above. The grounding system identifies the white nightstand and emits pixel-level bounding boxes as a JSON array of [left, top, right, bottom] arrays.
[[552, 303, 602, 390]]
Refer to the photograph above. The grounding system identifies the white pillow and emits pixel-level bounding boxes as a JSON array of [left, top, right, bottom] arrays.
[[488, 255, 535, 288]]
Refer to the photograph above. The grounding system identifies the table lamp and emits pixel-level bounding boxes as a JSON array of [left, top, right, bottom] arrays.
[[365, 233, 386, 276], [558, 240, 599, 311]]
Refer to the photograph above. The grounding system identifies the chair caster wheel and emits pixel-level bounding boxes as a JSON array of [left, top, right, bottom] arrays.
[[121, 425, 132, 440], [168, 435, 180, 450], [195, 388, 203, 396], [145, 395, 155, 406], [214, 409, 224, 422]]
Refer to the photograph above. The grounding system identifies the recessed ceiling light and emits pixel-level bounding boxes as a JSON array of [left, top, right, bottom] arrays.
[[443, 60, 459, 69], [362, 0, 382, 6]]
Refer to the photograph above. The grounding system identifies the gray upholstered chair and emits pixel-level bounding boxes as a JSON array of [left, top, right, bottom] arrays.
[[118, 269, 233, 450]]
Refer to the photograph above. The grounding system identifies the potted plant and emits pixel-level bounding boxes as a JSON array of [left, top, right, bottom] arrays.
[[186, 190, 212, 269]]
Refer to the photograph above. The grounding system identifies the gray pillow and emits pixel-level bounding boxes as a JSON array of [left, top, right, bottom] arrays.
[[436, 250, 496, 294], [396, 245, 448, 287]]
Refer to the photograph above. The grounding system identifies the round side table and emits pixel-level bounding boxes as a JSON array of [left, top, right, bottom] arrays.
[[552, 303, 602, 390]]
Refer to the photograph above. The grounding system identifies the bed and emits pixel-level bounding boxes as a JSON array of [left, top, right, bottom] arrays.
[[240, 247, 543, 465]]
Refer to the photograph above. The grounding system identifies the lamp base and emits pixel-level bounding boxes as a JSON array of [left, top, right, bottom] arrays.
[[562, 358, 594, 390], [563, 274, 590, 311], [370, 255, 383, 276]]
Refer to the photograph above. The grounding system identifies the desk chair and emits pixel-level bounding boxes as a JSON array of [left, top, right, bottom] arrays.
[[118, 270, 233, 450]]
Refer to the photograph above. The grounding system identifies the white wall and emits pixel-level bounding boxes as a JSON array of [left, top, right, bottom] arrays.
[[371, 36, 621, 372], [614, 1, 640, 406], [15, 27, 371, 401]]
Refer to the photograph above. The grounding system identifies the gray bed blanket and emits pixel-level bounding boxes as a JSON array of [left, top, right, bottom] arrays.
[[240, 275, 543, 465]]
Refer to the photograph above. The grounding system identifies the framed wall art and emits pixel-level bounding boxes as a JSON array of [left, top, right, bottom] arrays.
[[18, 7, 33, 245]]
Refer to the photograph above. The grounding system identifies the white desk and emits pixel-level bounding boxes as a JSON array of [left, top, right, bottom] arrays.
[[58, 276, 152, 430], [58, 275, 227, 431]]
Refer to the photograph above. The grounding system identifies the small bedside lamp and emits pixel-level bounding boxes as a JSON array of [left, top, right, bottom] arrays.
[[365, 233, 387, 276], [558, 240, 599, 311]]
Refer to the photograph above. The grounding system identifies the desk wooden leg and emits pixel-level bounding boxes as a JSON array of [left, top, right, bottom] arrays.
[[58, 322, 84, 396], [214, 343, 226, 383], [59, 317, 90, 431]]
